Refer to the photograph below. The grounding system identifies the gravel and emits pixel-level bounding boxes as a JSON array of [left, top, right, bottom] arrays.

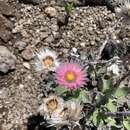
[[0, 0, 130, 130], [15, 41, 27, 51]]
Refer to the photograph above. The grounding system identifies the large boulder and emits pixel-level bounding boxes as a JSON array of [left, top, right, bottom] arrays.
[[0, 46, 16, 73]]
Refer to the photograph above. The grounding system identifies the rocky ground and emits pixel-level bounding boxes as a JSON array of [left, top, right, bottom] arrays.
[[0, 0, 130, 130]]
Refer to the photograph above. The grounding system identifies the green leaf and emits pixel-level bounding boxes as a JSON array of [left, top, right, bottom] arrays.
[[116, 97, 126, 106], [123, 120, 130, 130], [77, 90, 90, 103], [102, 75, 112, 92], [90, 109, 104, 127], [65, 2, 75, 13], [106, 99, 117, 112], [113, 87, 129, 98], [72, 89, 80, 98], [71, 90, 90, 103], [54, 86, 68, 95], [91, 109, 99, 126], [105, 117, 116, 126]]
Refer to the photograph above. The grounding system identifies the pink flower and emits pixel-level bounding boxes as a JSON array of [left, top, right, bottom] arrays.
[[55, 62, 87, 90]]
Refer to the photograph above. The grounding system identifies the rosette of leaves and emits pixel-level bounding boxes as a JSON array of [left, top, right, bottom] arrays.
[[65, 2, 75, 14], [89, 72, 130, 129], [54, 62, 130, 130]]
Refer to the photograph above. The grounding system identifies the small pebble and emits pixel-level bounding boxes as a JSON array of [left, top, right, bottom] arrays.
[[15, 41, 27, 51], [19, 84, 24, 89], [45, 7, 57, 17], [21, 47, 34, 60], [23, 62, 31, 69]]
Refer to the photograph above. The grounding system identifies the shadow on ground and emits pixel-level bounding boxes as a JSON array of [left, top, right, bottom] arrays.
[[27, 114, 49, 130]]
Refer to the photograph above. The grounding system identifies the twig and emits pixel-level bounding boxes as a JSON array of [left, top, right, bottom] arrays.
[[85, 57, 119, 66], [104, 111, 130, 117], [96, 37, 108, 60]]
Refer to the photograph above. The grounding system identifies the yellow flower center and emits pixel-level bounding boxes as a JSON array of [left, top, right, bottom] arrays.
[[43, 56, 54, 68], [65, 71, 76, 82], [47, 99, 58, 112]]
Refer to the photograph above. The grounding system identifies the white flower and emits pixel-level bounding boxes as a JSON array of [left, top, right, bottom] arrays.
[[44, 100, 83, 127], [38, 95, 83, 128], [38, 95, 64, 118], [46, 112, 70, 127], [64, 100, 83, 121], [35, 49, 59, 72], [107, 63, 120, 76]]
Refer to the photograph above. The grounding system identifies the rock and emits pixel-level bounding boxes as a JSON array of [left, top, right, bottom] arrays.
[[90, 41, 95, 45], [0, 46, 16, 73], [21, 46, 34, 60], [45, 7, 57, 17], [72, 47, 77, 53], [19, 84, 24, 89], [45, 35, 54, 43], [0, 87, 9, 99], [0, 15, 13, 42], [23, 62, 31, 69], [19, 0, 40, 5], [0, 1, 14, 16], [15, 41, 27, 51], [80, 42, 86, 47], [40, 32, 49, 40], [0, 29, 12, 43], [57, 14, 68, 27], [0, 15, 13, 29], [51, 24, 59, 31]]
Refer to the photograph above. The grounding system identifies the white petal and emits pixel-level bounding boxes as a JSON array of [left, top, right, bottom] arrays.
[[35, 49, 60, 72]]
